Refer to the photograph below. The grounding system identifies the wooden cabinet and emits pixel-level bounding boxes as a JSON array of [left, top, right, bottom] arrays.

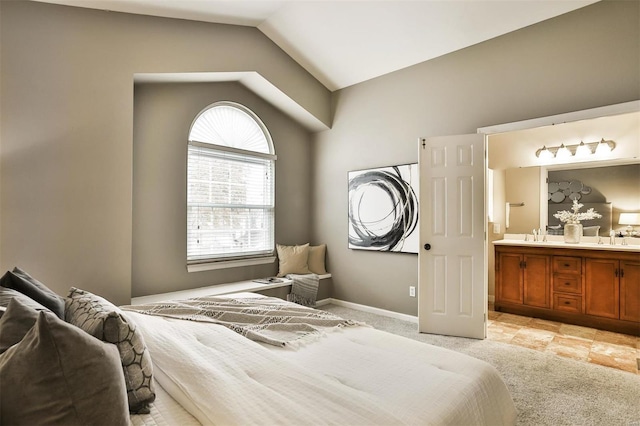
[[585, 258, 619, 319], [620, 261, 640, 322], [553, 256, 582, 314], [496, 252, 549, 308], [585, 258, 640, 322], [495, 244, 640, 336]]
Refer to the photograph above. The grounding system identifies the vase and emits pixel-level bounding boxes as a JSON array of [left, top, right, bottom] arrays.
[[564, 223, 583, 244]]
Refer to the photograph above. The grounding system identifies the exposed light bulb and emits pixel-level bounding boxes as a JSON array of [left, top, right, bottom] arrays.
[[575, 141, 592, 157], [556, 143, 572, 159], [537, 146, 554, 160], [595, 138, 611, 155]]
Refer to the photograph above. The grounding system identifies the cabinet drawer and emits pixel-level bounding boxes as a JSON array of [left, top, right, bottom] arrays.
[[553, 256, 582, 274], [553, 275, 582, 294], [554, 293, 582, 313]]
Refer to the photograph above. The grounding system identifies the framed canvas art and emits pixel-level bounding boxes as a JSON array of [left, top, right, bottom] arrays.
[[348, 163, 419, 253]]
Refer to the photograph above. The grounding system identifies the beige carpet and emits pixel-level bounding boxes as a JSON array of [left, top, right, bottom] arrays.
[[321, 304, 640, 426]]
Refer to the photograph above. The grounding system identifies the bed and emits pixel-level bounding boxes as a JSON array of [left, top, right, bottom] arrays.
[[0, 268, 516, 425], [122, 293, 516, 425]]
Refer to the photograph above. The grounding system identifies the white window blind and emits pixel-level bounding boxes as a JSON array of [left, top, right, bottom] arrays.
[[187, 102, 275, 265]]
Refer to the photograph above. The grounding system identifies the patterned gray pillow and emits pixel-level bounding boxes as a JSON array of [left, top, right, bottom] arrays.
[[65, 287, 155, 414]]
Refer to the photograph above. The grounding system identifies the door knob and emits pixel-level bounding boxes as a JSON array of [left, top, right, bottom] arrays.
[[423, 243, 431, 251]]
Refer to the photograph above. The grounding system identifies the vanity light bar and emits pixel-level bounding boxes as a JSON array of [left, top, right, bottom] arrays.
[[535, 139, 615, 159]]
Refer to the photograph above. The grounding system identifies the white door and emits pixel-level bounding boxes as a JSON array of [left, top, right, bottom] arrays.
[[418, 134, 486, 339]]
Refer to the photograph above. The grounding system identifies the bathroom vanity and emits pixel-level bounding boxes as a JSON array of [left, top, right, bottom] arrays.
[[494, 237, 640, 336]]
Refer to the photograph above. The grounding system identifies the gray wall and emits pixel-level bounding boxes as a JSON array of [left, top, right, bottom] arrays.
[[312, 1, 640, 315], [2, 0, 639, 312], [0, 1, 329, 305], [133, 82, 313, 297]]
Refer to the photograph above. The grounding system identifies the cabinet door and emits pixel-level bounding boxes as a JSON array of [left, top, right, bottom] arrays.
[[620, 261, 640, 322], [498, 253, 523, 304], [585, 258, 619, 319], [524, 255, 550, 308]]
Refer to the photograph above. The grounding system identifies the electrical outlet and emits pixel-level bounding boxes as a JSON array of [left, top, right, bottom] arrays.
[[493, 223, 501, 234], [409, 286, 416, 297]]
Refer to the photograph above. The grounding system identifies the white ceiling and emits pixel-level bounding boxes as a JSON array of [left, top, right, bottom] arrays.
[[33, 0, 598, 91]]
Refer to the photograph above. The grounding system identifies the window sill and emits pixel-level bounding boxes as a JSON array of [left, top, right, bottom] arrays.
[[187, 256, 276, 273], [130, 273, 332, 305]]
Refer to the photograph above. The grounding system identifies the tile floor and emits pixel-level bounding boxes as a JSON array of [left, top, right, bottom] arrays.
[[487, 304, 640, 375]]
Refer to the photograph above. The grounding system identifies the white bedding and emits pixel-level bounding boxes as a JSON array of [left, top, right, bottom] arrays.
[[125, 298, 516, 426], [130, 380, 199, 426]]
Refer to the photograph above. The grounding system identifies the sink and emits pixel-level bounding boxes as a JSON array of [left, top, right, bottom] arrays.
[[493, 236, 640, 252]]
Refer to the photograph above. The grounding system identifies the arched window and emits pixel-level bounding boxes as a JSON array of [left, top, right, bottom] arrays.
[[187, 102, 276, 270]]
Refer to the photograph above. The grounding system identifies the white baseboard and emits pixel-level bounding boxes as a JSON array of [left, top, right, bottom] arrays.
[[316, 298, 418, 323], [317, 296, 496, 321]]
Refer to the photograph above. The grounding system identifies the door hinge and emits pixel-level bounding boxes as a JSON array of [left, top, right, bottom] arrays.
[[420, 137, 426, 149]]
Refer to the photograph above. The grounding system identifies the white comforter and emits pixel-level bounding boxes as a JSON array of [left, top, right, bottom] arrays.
[[126, 309, 516, 426]]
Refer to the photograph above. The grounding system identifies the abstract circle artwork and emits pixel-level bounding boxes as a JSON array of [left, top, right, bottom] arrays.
[[348, 164, 419, 253]]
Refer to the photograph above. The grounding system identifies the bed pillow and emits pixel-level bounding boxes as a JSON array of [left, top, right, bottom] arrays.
[[0, 267, 65, 318], [0, 298, 40, 353], [66, 287, 155, 414], [0, 311, 129, 425], [308, 244, 328, 275], [276, 243, 311, 277], [0, 286, 51, 313]]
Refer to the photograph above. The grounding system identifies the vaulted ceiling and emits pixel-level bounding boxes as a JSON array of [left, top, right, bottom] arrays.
[[33, 0, 598, 91]]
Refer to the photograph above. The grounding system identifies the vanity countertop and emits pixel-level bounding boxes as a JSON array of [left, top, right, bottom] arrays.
[[493, 234, 640, 253]]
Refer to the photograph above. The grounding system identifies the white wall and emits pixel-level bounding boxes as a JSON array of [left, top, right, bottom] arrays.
[[0, 1, 330, 305], [312, 1, 640, 315], [505, 167, 541, 234]]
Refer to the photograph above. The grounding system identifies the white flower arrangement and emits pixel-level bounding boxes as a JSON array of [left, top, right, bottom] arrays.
[[553, 199, 602, 224]]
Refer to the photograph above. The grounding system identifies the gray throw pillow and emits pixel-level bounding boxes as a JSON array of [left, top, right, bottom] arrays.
[[66, 287, 156, 414], [0, 286, 51, 313], [0, 311, 129, 425], [0, 268, 65, 318], [0, 298, 40, 353]]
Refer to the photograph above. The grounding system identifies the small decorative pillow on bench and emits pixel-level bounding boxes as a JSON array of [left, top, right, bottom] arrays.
[[276, 243, 328, 277]]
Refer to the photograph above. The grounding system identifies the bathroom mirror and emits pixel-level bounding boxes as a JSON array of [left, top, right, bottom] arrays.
[[488, 108, 640, 236], [500, 161, 639, 235]]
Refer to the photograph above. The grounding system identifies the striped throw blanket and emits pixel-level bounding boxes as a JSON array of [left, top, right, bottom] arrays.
[[122, 295, 358, 347], [286, 273, 319, 307]]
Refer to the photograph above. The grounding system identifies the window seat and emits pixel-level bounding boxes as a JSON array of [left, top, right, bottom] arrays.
[[130, 274, 331, 305]]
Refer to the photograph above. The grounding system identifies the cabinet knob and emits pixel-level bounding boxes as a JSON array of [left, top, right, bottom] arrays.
[[565, 282, 570, 286], [564, 264, 570, 267], [564, 301, 571, 305]]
